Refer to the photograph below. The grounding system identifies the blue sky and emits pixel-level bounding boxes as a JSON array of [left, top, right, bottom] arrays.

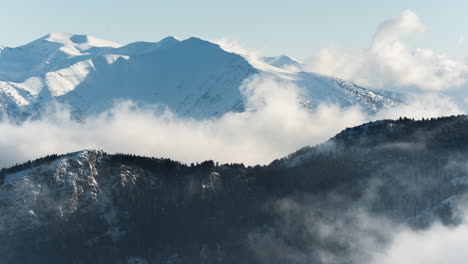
[[1, 0, 467, 59]]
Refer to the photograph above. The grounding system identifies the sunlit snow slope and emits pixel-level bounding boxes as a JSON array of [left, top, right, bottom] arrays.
[[0, 33, 400, 120]]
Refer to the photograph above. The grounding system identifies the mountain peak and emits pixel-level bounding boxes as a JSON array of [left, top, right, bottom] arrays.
[[39, 32, 122, 51], [159, 36, 180, 43], [261, 54, 302, 69], [184, 36, 215, 46]]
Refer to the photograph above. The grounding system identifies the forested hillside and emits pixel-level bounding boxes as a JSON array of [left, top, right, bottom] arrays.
[[1, 116, 468, 263]]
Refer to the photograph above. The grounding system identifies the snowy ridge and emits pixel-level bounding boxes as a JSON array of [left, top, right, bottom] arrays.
[[0, 33, 401, 120]]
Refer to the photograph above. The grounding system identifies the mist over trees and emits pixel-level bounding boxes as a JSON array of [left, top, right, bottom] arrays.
[[1, 115, 468, 263]]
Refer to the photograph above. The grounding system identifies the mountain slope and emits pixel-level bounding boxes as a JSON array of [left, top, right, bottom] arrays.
[[1, 116, 468, 263], [0, 33, 256, 119], [0, 33, 401, 120]]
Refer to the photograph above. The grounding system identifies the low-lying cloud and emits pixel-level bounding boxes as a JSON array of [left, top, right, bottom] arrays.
[[372, 220, 468, 264], [247, 152, 468, 264], [0, 75, 365, 168], [251, 194, 468, 264], [0, 74, 463, 169]]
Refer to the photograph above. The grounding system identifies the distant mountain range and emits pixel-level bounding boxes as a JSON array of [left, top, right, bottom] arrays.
[[1, 115, 467, 263], [0, 33, 402, 120]]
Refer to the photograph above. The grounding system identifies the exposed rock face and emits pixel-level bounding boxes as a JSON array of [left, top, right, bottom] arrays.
[[1, 150, 100, 233], [0, 151, 252, 263]]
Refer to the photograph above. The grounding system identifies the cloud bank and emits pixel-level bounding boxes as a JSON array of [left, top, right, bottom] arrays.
[[305, 10, 468, 92], [0, 73, 463, 169], [0, 75, 365, 168]]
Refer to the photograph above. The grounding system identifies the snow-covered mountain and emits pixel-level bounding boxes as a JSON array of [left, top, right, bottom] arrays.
[[0, 33, 401, 120], [260, 55, 302, 70]]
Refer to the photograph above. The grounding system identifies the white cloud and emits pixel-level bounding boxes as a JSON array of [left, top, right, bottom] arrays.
[[372, 10, 426, 46], [0, 73, 463, 169], [378, 93, 463, 119], [0, 75, 367, 168], [305, 10, 468, 91], [371, 219, 468, 264], [212, 37, 261, 61], [265, 195, 468, 264]]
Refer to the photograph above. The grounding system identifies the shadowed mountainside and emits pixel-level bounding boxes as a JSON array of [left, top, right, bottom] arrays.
[[1, 115, 468, 263]]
